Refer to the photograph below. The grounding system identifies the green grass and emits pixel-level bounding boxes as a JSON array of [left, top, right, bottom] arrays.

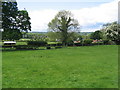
[[0, 51, 2, 89], [48, 42, 61, 44], [19, 39, 31, 41], [2, 45, 118, 88], [16, 41, 27, 45]]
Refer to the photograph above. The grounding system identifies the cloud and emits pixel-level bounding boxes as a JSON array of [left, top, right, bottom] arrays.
[[28, 0, 118, 32], [29, 9, 58, 32], [72, 0, 117, 28]]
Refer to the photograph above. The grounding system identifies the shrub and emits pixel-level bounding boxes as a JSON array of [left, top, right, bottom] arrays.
[[102, 39, 109, 45], [48, 44, 56, 47], [109, 41, 116, 45], [16, 45, 38, 50], [67, 41, 74, 46], [83, 39, 93, 46], [47, 43, 62, 47], [27, 41, 47, 46], [46, 46, 51, 49], [56, 43, 62, 46], [74, 43, 82, 46]]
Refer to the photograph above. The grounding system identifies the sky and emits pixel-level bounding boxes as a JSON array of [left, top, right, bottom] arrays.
[[16, 0, 118, 32]]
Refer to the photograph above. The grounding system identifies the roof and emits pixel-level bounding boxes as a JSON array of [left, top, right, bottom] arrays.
[[4, 41, 16, 43]]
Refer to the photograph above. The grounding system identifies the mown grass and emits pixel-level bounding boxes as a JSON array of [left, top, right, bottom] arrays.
[[16, 41, 27, 45], [2, 45, 118, 88], [0, 51, 2, 89]]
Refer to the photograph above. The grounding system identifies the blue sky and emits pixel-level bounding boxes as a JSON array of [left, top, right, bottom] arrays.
[[16, 0, 118, 32]]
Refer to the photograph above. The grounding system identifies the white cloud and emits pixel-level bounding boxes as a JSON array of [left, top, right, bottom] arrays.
[[29, 9, 58, 32], [72, 0, 118, 26], [28, 0, 118, 32]]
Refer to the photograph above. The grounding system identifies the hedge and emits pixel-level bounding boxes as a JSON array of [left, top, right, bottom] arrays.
[[102, 39, 109, 45], [83, 39, 93, 46], [16, 45, 38, 50], [27, 41, 47, 46]]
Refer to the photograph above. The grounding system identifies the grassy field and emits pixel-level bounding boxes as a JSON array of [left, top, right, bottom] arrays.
[[2, 45, 118, 88]]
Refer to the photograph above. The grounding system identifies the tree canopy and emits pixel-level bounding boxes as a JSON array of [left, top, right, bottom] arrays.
[[2, 1, 31, 40], [102, 21, 120, 45], [90, 30, 103, 40], [48, 10, 80, 45]]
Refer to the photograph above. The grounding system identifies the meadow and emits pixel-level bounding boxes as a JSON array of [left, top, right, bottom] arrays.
[[2, 45, 118, 88]]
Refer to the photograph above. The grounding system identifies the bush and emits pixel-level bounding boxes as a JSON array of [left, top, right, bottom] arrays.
[[16, 45, 38, 50], [102, 39, 109, 45], [47, 43, 62, 47], [83, 39, 93, 46], [109, 41, 116, 45], [74, 43, 82, 46], [27, 41, 47, 46], [57, 43, 62, 46], [46, 46, 51, 49], [67, 41, 74, 46]]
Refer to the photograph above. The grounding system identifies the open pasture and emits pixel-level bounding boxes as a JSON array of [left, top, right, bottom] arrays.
[[2, 45, 118, 88]]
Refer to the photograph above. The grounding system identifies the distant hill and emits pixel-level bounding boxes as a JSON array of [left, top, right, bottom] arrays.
[[80, 32, 93, 35], [29, 32, 47, 34]]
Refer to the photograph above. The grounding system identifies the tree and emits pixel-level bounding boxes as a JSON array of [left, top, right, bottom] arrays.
[[2, 1, 31, 40], [90, 30, 103, 40], [2, 2, 18, 40], [102, 21, 120, 45], [48, 10, 80, 45], [17, 10, 31, 32], [26, 33, 48, 41], [47, 31, 61, 42], [68, 32, 82, 41]]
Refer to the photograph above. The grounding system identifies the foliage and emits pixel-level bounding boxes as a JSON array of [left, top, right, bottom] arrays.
[[3, 45, 118, 88], [48, 10, 80, 45], [83, 39, 93, 45], [47, 31, 61, 42], [47, 43, 62, 47], [102, 21, 120, 45], [26, 33, 47, 41], [90, 30, 103, 40], [2, 29, 22, 40], [2, 2, 18, 40], [46, 46, 51, 49], [27, 41, 47, 46], [16, 45, 38, 50], [102, 39, 110, 45], [17, 10, 31, 32], [68, 32, 82, 41], [2, 2, 31, 40], [47, 31, 82, 43]]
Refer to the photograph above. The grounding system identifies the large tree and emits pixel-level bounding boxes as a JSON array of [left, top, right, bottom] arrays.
[[48, 10, 80, 45], [17, 10, 31, 32], [102, 21, 120, 45], [2, 1, 31, 40]]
